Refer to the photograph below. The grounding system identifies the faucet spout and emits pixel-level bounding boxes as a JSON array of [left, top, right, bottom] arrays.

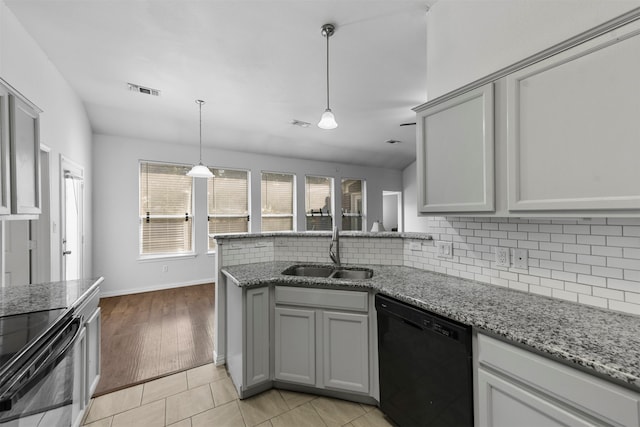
[[329, 226, 341, 267]]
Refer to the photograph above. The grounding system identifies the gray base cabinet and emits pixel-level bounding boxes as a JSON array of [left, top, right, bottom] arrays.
[[274, 286, 370, 395], [245, 287, 270, 388], [322, 310, 369, 393], [274, 306, 316, 385], [477, 334, 640, 427], [85, 307, 101, 402]]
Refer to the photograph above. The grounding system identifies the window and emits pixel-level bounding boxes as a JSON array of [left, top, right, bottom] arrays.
[[341, 179, 365, 231], [139, 162, 193, 256], [305, 176, 333, 231], [261, 172, 295, 232], [208, 168, 250, 250]]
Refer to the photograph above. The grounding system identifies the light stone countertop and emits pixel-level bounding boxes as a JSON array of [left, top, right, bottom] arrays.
[[0, 277, 103, 317], [221, 261, 640, 393], [212, 231, 433, 241]]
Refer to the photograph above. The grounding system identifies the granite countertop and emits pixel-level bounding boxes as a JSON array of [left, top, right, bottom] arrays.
[[212, 231, 433, 240], [221, 261, 640, 392], [0, 277, 104, 317]]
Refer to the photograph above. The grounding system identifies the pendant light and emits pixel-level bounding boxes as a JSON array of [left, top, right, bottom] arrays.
[[187, 99, 214, 178], [318, 23, 338, 130]]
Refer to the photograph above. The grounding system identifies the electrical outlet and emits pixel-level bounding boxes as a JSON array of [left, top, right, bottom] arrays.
[[513, 249, 528, 269], [495, 247, 510, 267], [436, 241, 453, 259], [162, 265, 168, 273]]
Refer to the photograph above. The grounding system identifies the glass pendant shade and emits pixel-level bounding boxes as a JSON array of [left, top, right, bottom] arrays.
[[187, 163, 213, 178], [318, 108, 338, 129], [188, 99, 213, 179]]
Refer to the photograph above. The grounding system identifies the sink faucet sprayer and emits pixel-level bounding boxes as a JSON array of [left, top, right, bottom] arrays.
[[330, 226, 341, 267]]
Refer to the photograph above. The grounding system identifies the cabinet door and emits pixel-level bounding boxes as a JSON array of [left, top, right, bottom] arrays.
[[9, 94, 40, 214], [322, 311, 369, 393], [416, 83, 494, 213], [85, 307, 101, 403], [0, 88, 9, 214], [506, 20, 640, 212], [245, 287, 270, 387], [477, 368, 597, 427], [274, 306, 315, 385]]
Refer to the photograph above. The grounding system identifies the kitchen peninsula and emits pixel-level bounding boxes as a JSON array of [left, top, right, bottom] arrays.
[[215, 232, 640, 427]]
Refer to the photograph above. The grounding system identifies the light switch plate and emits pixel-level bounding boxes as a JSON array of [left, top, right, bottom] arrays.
[[436, 241, 453, 258], [495, 247, 510, 267]]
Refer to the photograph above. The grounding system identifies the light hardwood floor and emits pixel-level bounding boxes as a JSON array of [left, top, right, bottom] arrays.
[[82, 362, 393, 427], [95, 284, 215, 396]]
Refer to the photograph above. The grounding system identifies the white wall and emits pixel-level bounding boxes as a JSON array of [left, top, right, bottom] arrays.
[[403, 2, 640, 315], [0, 2, 93, 281], [93, 133, 402, 296], [425, 0, 640, 99]]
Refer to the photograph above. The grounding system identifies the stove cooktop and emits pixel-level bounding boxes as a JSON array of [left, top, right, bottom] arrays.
[[0, 308, 67, 370]]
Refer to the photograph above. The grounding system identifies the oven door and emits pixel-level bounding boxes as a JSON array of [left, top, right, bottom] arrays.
[[0, 317, 86, 427]]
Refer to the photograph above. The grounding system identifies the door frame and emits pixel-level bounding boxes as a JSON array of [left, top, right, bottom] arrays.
[[60, 155, 84, 280]]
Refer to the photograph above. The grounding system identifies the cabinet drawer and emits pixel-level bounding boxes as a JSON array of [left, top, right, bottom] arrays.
[[275, 286, 368, 312], [478, 334, 640, 427]]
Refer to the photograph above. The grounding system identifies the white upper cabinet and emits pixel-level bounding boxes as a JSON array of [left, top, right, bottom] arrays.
[[507, 19, 640, 212], [0, 87, 10, 214], [0, 79, 42, 216], [9, 94, 41, 215], [416, 83, 495, 213]]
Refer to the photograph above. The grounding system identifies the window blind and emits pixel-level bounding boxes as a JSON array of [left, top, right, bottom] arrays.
[[306, 176, 333, 231], [261, 172, 294, 232], [139, 162, 193, 255], [208, 168, 249, 250], [342, 179, 364, 231]]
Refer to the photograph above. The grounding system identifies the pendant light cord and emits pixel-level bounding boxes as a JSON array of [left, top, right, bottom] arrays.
[[326, 32, 330, 110], [195, 99, 205, 164]]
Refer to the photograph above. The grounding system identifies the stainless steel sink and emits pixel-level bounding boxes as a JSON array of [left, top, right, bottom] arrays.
[[281, 265, 334, 278], [281, 265, 373, 280], [329, 269, 374, 279]]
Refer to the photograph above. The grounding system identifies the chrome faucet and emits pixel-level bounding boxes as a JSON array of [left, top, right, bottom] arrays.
[[329, 226, 341, 267]]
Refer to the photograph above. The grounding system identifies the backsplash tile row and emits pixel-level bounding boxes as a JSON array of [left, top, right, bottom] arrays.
[[407, 217, 640, 316], [218, 219, 640, 316]]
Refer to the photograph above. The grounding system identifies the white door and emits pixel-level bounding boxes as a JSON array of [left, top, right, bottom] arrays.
[[61, 157, 84, 281]]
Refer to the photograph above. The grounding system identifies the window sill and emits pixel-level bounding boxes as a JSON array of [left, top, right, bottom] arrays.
[[138, 253, 197, 263]]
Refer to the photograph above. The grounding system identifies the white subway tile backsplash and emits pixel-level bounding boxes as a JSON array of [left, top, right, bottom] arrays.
[[552, 289, 578, 302], [563, 225, 590, 235], [221, 216, 640, 316], [593, 287, 624, 301], [592, 266, 624, 279], [608, 300, 640, 315]]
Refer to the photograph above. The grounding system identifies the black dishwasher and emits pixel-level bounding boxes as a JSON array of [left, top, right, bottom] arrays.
[[376, 294, 473, 427]]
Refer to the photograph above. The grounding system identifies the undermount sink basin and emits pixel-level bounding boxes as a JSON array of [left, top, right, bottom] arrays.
[[329, 269, 373, 280], [281, 265, 373, 280], [281, 265, 334, 278]]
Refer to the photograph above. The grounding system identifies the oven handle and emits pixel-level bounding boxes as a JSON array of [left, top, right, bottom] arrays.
[[0, 317, 82, 411]]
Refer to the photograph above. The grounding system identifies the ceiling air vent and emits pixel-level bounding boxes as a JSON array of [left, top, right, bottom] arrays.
[[290, 119, 311, 128], [127, 83, 160, 96]]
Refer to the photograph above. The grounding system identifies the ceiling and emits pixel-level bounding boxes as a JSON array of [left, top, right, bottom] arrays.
[[6, 1, 431, 170]]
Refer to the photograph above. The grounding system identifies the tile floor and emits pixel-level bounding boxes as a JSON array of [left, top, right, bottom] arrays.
[[82, 363, 393, 427]]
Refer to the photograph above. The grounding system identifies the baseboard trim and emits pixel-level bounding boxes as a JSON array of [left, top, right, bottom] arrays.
[[99, 279, 214, 298], [213, 351, 226, 366]]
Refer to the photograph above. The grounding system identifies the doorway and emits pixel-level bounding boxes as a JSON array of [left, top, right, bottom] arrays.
[[61, 156, 84, 281], [2, 146, 51, 286], [382, 191, 403, 232]]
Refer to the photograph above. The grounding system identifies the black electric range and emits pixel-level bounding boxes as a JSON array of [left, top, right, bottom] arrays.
[[0, 308, 68, 379]]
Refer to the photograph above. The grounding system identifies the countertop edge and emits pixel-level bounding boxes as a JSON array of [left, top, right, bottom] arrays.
[[220, 262, 640, 393]]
